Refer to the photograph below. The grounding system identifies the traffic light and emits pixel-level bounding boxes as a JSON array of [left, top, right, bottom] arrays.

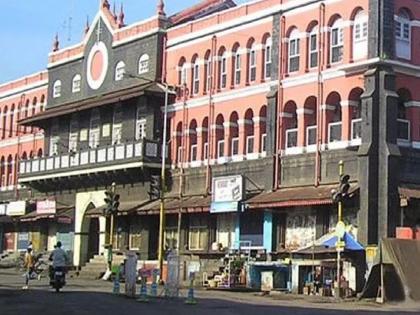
[[339, 174, 350, 197], [103, 189, 120, 216], [331, 174, 351, 204], [149, 175, 161, 200]]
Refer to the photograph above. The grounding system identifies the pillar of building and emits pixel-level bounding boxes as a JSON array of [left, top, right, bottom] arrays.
[[320, 104, 336, 145], [263, 210, 273, 252]]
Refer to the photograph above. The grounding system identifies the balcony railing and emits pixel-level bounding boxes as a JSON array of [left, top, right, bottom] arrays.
[[328, 122, 342, 143], [19, 139, 161, 180]]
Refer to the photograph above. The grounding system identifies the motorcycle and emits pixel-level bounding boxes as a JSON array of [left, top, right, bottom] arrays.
[[50, 266, 66, 292]]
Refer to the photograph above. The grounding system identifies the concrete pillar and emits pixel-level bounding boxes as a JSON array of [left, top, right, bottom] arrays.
[[234, 211, 240, 250], [237, 119, 247, 156]]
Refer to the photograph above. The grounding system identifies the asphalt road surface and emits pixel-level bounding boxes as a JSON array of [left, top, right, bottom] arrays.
[[1, 270, 419, 315]]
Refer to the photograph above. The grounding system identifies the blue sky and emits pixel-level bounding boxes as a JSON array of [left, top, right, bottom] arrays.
[[0, 0, 198, 84]]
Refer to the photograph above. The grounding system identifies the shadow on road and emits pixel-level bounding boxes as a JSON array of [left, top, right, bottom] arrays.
[[0, 288, 418, 315]]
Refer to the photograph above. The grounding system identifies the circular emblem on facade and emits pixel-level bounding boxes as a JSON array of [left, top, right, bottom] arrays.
[[87, 41, 108, 90]]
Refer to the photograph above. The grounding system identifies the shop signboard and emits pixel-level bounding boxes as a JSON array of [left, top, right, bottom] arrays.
[[37, 199, 56, 215], [211, 175, 243, 213], [0, 204, 7, 216], [7, 201, 26, 216]]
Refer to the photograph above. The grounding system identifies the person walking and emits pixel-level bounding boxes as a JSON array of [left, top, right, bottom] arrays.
[[23, 247, 34, 290]]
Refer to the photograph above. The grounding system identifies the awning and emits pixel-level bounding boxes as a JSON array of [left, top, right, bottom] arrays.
[[19, 205, 74, 222], [84, 200, 149, 218], [247, 184, 359, 209], [19, 82, 166, 126], [399, 185, 420, 200], [137, 195, 211, 215]]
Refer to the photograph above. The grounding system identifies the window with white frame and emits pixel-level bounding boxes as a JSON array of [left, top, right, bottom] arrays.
[[115, 61, 126, 81], [138, 54, 150, 74], [72, 74, 81, 93], [331, 20, 344, 63], [179, 63, 188, 86], [234, 51, 241, 85], [264, 37, 272, 79], [288, 30, 300, 72], [395, 12, 411, 59], [231, 137, 239, 156], [50, 119, 60, 156], [190, 144, 198, 162], [353, 11, 368, 60], [205, 58, 212, 92], [261, 133, 267, 153], [69, 115, 78, 152], [203, 142, 208, 160], [53, 80, 61, 98], [177, 146, 183, 164], [217, 140, 225, 158], [249, 45, 257, 82], [309, 27, 318, 68], [89, 109, 100, 148], [112, 105, 123, 145], [135, 105, 147, 140], [188, 216, 208, 250], [246, 135, 255, 154], [219, 52, 227, 89], [193, 62, 200, 95]]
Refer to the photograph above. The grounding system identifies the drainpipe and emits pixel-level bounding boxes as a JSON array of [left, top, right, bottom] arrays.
[[315, 3, 325, 187], [274, 15, 285, 190], [161, 33, 168, 83], [205, 35, 217, 194], [179, 84, 188, 199]]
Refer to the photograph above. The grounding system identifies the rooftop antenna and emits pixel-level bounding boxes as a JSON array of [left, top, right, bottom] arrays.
[[67, 0, 75, 42]]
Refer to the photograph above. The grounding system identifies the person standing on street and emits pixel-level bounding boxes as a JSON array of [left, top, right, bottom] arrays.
[[23, 247, 34, 290]]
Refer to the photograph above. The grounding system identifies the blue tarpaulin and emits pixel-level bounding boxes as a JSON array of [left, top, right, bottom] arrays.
[[322, 232, 364, 251]]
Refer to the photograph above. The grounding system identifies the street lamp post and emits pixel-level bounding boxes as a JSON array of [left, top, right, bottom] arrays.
[[124, 73, 174, 281]]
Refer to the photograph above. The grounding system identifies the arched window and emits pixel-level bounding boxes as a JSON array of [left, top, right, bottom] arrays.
[[201, 117, 209, 160], [215, 114, 225, 159], [6, 155, 13, 186], [9, 104, 15, 138], [204, 51, 212, 93], [2, 107, 7, 139], [191, 55, 200, 95], [0, 157, 5, 187], [138, 54, 150, 74], [288, 29, 300, 73], [50, 119, 60, 156], [232, 43, 241, 86], [244, 109, 255, 155], [72, 74, 82, 93], [263, 36, 272, 79], [397, 89, 411, 142], [115, 61, 126, 81], [53, 80, 62, 98], [330, 19, 344, 63], [248, 41, 257, 83], [178, 58, 188, 86], [308, 25, 318, 68], [353, 11, 368, 60], [395, 9, 411, 59], [218, 48, 227, 90], [189, 120, 198, 162]]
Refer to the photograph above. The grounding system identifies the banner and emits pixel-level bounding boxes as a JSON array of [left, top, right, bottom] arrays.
[[37, 199, 56, 215], [7, 201, 26, 216]]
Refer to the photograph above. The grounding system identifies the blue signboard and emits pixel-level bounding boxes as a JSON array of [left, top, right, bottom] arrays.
[[210, 201, 239, 213], [17, 232, 29, 251]]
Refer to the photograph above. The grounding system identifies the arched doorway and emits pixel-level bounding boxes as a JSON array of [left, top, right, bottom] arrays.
[[80, 203, 101, 265]]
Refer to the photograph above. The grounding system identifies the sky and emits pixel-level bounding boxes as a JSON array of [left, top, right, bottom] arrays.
[[0, 0, 199, 84]]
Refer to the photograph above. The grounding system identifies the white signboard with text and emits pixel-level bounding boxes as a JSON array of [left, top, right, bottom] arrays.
[[211, 175, 243, 213], [7, 201, 26, 216], [0, 204, 7, 216]]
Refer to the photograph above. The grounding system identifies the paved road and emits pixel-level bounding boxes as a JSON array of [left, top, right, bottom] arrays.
[[0, 270, 419, 315]]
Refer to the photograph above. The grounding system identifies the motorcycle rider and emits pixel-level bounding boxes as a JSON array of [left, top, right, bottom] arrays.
[[49, 242, 69, 283]]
